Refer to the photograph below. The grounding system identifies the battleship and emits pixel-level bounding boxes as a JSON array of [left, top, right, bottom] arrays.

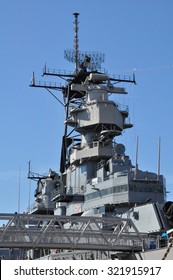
[[0, 13, 173, 260]]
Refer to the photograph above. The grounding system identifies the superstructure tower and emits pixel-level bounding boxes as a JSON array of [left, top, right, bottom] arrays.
[[30, 13, 166, 226]]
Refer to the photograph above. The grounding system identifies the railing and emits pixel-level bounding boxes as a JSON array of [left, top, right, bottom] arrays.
[[29, 201, 54, 213], [111, 74, 136, 84], [43, 67, 74, 76], [30, 80, 62, 89]]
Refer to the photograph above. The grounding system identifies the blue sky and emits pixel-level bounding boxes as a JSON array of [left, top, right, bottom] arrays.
[[0, 0, 173, 213]]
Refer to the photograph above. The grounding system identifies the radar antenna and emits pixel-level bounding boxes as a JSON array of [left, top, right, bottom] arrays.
[[64, 13, 105, 72]]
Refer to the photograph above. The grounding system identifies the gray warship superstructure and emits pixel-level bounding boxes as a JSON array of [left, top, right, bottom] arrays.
[[30, 64, 167, 223], [29, 13, 169, 227], [28, 14, 173, 259], [1, 13, 173, 260]]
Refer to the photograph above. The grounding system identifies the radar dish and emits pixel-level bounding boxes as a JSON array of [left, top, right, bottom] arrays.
[[64, 49, 105, 71], [115, 144, 125, 155]]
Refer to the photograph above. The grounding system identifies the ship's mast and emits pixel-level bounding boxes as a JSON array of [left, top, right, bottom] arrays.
[[73, 12, 80, 74], [30, 13, 136, 175]]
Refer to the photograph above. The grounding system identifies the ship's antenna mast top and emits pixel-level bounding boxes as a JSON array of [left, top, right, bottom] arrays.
[[73, 12, 80, 74], [64, 13, 105, 72]]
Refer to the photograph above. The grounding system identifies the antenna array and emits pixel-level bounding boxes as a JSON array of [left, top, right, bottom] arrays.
[[64, 49, 105, 71], [64, 13, 105, 72]]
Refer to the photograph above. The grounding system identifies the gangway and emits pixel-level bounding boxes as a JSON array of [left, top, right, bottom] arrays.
[[0, 213, 144, 252]]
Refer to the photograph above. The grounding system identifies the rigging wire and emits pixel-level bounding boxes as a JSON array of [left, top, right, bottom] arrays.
[[116, 63, 173, 74]]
